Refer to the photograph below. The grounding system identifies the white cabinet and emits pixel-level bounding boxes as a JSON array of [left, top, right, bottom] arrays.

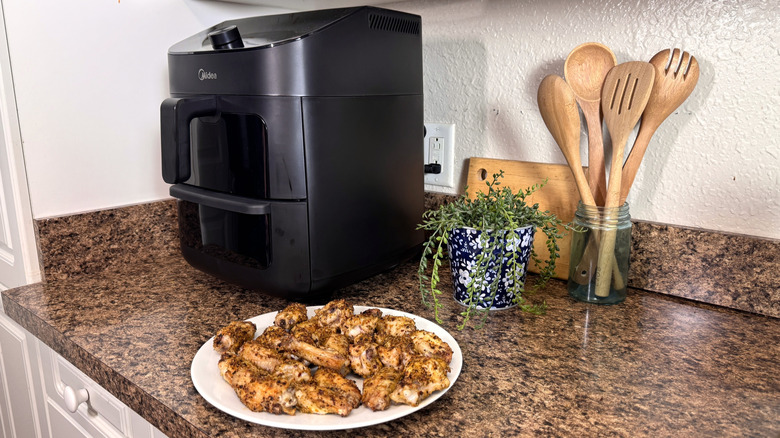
[[37, 341, 167, 438], [0, 309, 167, 438], [0, 309, 46, 438]]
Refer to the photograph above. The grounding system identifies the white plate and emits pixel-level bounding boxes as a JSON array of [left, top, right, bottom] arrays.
[[191, 306, 463, 431]]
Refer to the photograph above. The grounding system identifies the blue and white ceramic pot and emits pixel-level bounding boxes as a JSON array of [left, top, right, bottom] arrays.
[[447, 226, 535, 310]]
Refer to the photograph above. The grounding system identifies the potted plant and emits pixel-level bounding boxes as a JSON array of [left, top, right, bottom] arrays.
[[417, 170, 567, 329]]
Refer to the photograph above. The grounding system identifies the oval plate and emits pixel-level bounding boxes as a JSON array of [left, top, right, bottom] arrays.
[[191, 306, 463, 431]]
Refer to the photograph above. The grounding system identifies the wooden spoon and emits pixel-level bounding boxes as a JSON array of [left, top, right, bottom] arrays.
[[594, 62, 655, 297], [564, 42, 617, 206], [619, 49, 700, 204], [537, 75, 596, 206]]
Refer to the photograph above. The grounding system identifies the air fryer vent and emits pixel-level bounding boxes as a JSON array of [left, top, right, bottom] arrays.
[[368, 13, 420, 35]]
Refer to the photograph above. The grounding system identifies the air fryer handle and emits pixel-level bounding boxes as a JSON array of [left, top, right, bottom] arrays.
[[169, 184, 271, 215], [160, 97, 218, 184]]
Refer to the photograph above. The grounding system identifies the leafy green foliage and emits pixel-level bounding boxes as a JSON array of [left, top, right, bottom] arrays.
[[417, 170, 567, 329]]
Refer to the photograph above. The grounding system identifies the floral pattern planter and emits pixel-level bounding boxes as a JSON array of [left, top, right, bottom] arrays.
[[448, 226, 535, 310]]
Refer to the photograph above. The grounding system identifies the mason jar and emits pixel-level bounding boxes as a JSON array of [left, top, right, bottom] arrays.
[[567, 202, 631, 304]]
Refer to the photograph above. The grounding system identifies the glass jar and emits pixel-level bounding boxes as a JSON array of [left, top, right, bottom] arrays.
[[567, 202, 631, 304]]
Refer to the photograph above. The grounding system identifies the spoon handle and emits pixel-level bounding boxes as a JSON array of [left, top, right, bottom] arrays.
[[584, 112, 607, 206], [575, 98, 607, 206], [593, 130, 630, 297], [619, 119, 660, 204]]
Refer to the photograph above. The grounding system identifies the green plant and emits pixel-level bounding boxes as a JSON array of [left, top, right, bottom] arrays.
[[417, 170, 567, 329]]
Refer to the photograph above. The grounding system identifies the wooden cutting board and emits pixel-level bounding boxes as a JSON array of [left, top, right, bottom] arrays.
[[465, 158, 584, 280]]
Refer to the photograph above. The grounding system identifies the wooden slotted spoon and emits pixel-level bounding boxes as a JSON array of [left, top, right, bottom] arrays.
[[594, 62, 655, 297], [564, 42, 617, 206], [619, 48, 700, 204]]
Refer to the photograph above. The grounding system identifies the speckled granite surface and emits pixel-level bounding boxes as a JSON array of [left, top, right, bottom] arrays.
[[35, 200, 180, 281], [2, 200, 779, 437], [629, 220, 779, 318]]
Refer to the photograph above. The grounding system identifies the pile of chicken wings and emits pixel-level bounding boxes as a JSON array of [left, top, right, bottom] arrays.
[[212, 299, 454, 417]]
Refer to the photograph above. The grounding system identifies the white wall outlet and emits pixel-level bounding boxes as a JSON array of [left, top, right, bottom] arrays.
[[423, 123, 455, 187]]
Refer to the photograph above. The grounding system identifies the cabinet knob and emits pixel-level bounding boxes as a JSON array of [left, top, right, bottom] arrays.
[[63, 385, 89, 413]]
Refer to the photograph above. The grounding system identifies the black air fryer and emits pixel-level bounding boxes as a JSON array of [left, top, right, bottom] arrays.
[[160, 7, 424, 299]]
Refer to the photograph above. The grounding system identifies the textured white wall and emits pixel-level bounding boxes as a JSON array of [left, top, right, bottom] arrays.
[[4, 0, 779, 239], [2, 0, 291, 220], [388, 0, 779, 239]]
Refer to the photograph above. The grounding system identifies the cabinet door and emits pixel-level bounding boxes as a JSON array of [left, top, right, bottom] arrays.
[[0, 311, 45, 438], [37, 341, 167, 438]]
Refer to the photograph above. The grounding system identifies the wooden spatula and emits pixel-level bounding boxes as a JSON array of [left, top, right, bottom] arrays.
[[594, 61, 655, 297]]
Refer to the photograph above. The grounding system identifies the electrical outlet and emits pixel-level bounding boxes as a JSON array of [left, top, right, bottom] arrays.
[[423, 123, 455, 187]]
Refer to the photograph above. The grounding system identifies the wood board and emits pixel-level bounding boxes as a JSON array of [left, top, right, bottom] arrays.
[[465, 158, 584, 280]]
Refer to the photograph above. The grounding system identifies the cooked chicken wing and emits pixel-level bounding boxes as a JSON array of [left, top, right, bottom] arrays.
[[238, 340, 285, 372], [274, 302, 308, 331], [236, 373, 298, 415], [290, 318, 320, 344], [272, 359, 311, 384], [218, 354, 265, 386], [218, 354, 297, 415], [348, 338, 382, 378], [342, 308, 382, 340], [253, 325, 288, 351], [314, 299, 353, 328], [389, 356, 450, 407], [294, 382, 355, 417], [294, 367, 361, 417], [281, 334, 350, 376], [213, 320, 256, 354], [316, 327, 350, 357], [377, 315, 416, 338], [375, 334, 417, 371], [312, 368, 361, 410], [361, 367, 401, 411], [410, 330, 454, 364]]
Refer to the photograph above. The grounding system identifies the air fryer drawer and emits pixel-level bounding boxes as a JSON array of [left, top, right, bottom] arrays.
[[176, 197, 312, 297]]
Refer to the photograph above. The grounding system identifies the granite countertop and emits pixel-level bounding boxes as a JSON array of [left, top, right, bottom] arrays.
[[2, 203, 779, 437]]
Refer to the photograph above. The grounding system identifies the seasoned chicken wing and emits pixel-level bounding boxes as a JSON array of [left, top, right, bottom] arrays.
[[377, 315, 416, 338], [342, 309, 382, 340], [294, 382, 355, 417], [281, 334, 350, 376], [218, 354, 297, 415], [218, 354, 265, 386], [272, 359, 311, 384], [314, 299, 353, 328], [236, 373, 298, 415], [253, 325, 289, 351], [375, 334, 417, 370], [411, 330, 454, 364], [313, 368, 361, 410], [348, 338, 382, 378], [238, 340, 285, 372], [213, 320, 256, 354], [389, 356, 450, 407], [290, 318, 320, 344], [294, 367, 361, 417], [361, 367, 401, 411], [274, 302, 308, 331], [316, 327, 350, 357]]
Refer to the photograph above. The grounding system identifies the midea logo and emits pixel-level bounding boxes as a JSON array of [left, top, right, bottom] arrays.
[[198, 68, 217, 80]]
